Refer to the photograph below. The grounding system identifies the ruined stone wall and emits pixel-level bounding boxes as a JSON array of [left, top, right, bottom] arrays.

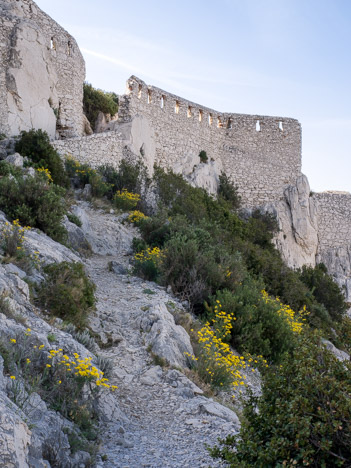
[[119, 76, 302, 206], [53, 131, 126, 169], [0, 0, 85, 139], [314, 192, 351, 250], [313, 192, 351, 304]]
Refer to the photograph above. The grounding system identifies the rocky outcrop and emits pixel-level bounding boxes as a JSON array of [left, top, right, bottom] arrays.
[[271, 174, 319, 269], [317, 246, 351, 313], [173, 152, 223, 195], [0, 0, 85, 139]]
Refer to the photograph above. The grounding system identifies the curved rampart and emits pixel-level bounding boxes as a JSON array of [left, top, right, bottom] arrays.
[[118, 76, 302, 206]]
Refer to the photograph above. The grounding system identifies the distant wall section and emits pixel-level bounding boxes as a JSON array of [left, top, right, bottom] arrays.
[[53, 131, 126, 169], [118, 76, 302, 206], [314, 192, 351, 251]]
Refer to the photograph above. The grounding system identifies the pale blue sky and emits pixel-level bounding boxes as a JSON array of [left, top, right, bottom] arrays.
[[35, 0, 351, 193]]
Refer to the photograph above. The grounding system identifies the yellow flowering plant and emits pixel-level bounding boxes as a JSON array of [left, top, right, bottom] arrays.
[[127, 210, 149, 224], [3, 330, 117, 433], [1, 219, 31, 258], [113, 189, 140, 211], [186, 302, 250, 391], [133, 246, 164, 282]]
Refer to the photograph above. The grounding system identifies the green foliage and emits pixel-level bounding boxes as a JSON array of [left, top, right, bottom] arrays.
[[15, 129, 69, 187], [199, 150, 208, 163], [209, 283, 297, 361], [218, 172, 241, 210], [67, 213, 82, 227], [244, 209, 279, 249], [0, 133, 6, 140], [0, 172, 67, 242], [210, 332, 351, 467], [65, 156, 110, 198], [299, 263, 348, 321], [0, 161, 22, 178], [161, 233, 246, 308], [37, 262, 96, 328], [83, 82, 118, 129], [137, 167, 346, 336], [99, 160, 145, 195], [65, 158, 145, 202]]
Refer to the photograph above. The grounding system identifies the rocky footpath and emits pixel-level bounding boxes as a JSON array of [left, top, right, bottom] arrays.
[[0, 199, 242, 467], [76, 203, 241, 467]]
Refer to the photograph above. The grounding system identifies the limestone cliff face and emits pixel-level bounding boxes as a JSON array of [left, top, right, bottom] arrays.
[[269, 177, 351, 313], [0, 0, 85, 139], [271, 175, 319, 269]]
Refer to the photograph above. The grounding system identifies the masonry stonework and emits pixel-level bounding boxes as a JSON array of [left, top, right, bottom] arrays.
[[0, 0, 85, 139], [118, 76, 302, 207], [314, 192, 351, 250]]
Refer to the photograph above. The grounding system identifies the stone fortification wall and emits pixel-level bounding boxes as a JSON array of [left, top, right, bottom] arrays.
[[119, 76, 302, 206], [314, 192, 351, 305], [53, 131, 126, 168], [0, 0, 85, 139], [314, 192, 351, 250]]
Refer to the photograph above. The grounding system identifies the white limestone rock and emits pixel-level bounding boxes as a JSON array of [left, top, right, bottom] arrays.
[[6, 21, 59, 139], [322, 339, 350, 362], [5, 152, 23, 167], [272, 174, 319, 268], [141, 303, 194, 368]]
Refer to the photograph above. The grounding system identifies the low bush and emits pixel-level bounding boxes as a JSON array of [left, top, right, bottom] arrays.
[[186, 301, 250, 391], [299, 263, 348, 321], [209, 282, 306, 362], [113, 189, 140, 211], [0, 161, 22, 178], [199, 150, 208, 163], [218, 172, 241, 210], [99, 159, 146, 195], [210, 332, 351, 467], [15, 129, 69, 187], [37, 262, 96, 328], [0, 172, 67, 242], [65, 156, 110, 198], [2, 331, 117, 449], [83, 82, 118, 130], [67, 213, 82, 227], [133, 246, 163, 282]]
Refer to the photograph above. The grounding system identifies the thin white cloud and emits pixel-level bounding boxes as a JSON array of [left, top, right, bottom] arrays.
[[81, 47, 143, 74]]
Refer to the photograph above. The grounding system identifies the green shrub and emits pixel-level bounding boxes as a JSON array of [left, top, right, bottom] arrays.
[[160, 234, 245, 308], [210, 332, 351, 467], [37, 262, 96, 328], [83, 82, 118, 130], [65, 156, 110, 198], [218, 172, 241, 210], [0, 172, 67, 242], [199, 150, 208, 163], [67, 213, 82, 227], [98, 160, 145, 196], [209, 282, 299, 362], [133, 246, 163, 282], [299, 263, 348, 321], [244, 209, 279, 249], [113, 189, 140, 211], [15, 129, 69, 187], [0, 161, 22, 178]]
